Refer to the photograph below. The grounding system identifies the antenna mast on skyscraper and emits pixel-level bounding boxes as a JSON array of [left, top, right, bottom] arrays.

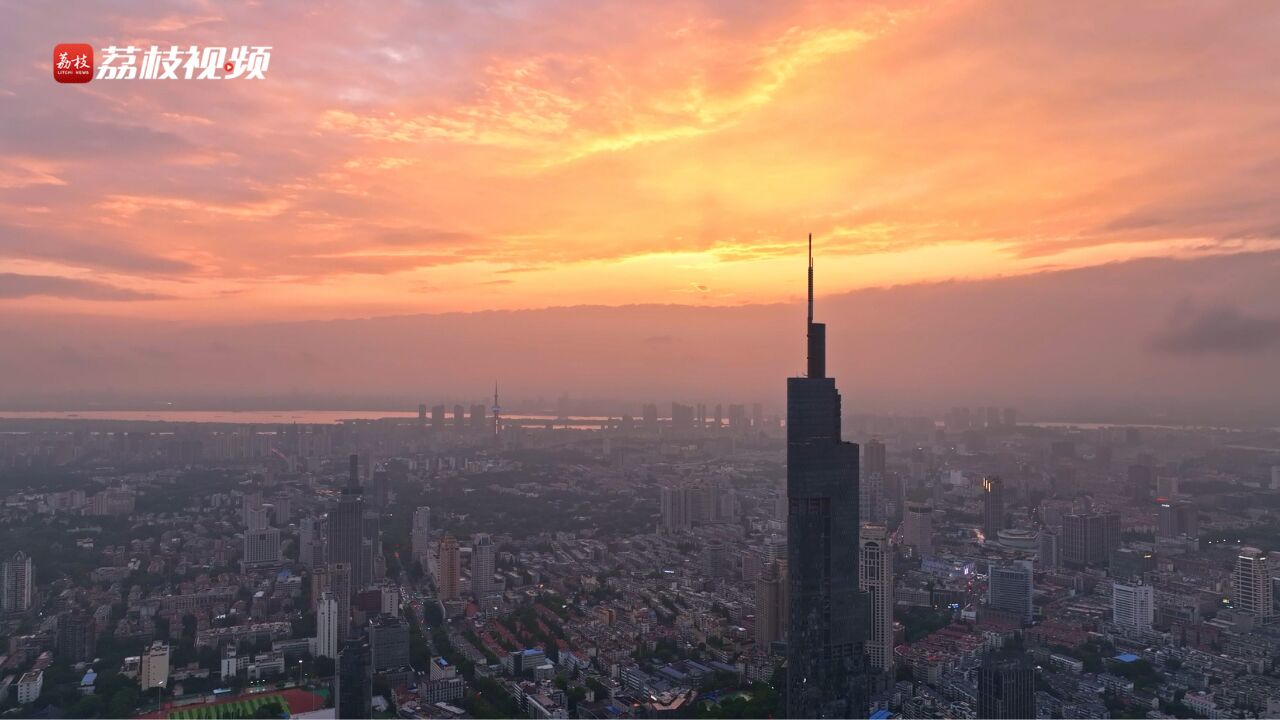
[[492, 381, 501, 439], [807, 232, 814, 327]]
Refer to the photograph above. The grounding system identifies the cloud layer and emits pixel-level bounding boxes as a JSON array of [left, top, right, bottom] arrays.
[[0, 1, 1277, 320]]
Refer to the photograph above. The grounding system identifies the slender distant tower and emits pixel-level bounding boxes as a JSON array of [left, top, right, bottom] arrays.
[[492, 382, 501, 440], [787, 234, 870, 718]]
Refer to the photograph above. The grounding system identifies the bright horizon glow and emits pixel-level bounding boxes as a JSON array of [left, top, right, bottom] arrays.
[[2, 2, 1279, 322]]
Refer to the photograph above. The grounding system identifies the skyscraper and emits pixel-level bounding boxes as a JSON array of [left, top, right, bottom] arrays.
[[859, 524, 894, 675], [977, 652, 1036, 720], [411, 506, 432, 567], [987, 561, 1034, 624], [1232, 547, 1274, 623], [243, 527, 281, 570], [1063, 511, 1120, 568], [471, 534, 495, 598], [1112, 581, 1154, 632], [316, 591, 340, 659], [786, 236, 869, 718], [329, 455, 370, 587], [903, 503, 934, 558], [2, 551, 33, 613], [369, 614, 411, 673], [313, 562, 352, 643], [1156, 501, 1198, 540], [755, 559, 787, 650], [337, 639, 372, 719], [437, 536, 460, 601], [982, 476, 1004, 541]]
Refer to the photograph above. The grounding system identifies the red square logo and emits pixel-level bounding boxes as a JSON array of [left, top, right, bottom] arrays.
[[53, 44, 94, 83]]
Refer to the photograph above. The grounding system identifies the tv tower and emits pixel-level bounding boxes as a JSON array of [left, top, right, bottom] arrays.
[[491, 381, 501, 440]]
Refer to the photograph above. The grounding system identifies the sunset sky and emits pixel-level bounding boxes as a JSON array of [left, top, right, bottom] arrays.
[[3, 1, 1278, 322]]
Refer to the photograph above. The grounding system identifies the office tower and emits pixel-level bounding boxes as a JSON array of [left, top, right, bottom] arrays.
[[786, 237, 869, 718], [370, 466, 389, 512], [1157, 475, 1179, 497], [903, 503, 934, 557], [56, 612, 94, 663], [316, 591, 341, 659], [437, 536, 460, 600], [329, 455, 370, 587], [2, 551, 33, 613], [299, 516, 324, 568], [313, 562, 352, 642], [471, 534, 495, 598], [728, 403, 748, 431], [1156, 501, 1198, 539], [987, 561, 1034, 624], [245, 506, 269, 532], [982, 476, 1005, 540], [863, 437, 886, 477], [140, 641, 170, 690], [452, 404, 465, 429], [411, 506, 432, 566], [337, 639, 372, 719], [1127, 464, 1156, 501], [659, 485, 692, 534], [859, 525, 894, 674], [755, 559, 787, 649], [764, 533, 786, 562], [369, 614, 411, 672], [1232, 547, 1274, 623], [859, 467, 882, 524], [752, 403, 764, 429], [1038, 528, 1061, 569], [243, 490, 264, 528], [1111, 547, 1155, 580], [977, 652, 1036, 720], [1112, 581, 1154, 632], [703, 540, 727, 578], [431, 404, 446, 429], [713, 404, 723, 428], [671, 402, 695, 433], [469, 403, 486, 432], [243, 527, 281, 569], [418, 403, 427, 421], [641, 404, 658, 432], [1062, 511, 1120, 568]]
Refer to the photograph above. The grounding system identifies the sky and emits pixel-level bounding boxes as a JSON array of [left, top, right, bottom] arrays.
[[1, 1, 1279, 418]]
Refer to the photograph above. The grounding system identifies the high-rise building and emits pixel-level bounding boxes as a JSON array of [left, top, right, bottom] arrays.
[[316, 591, 341, 659], [903, 504, 934, 557], [987, 561, 1034, 624], [786, 237, 869, 718], [1156, 501, 1198, 540], [411, 506, 432, 566], [243, 527, 281, 569], [299, 516, 324, 568], [437, 536, 460, 601], [1037, 528, 1061, 569], [864, 437, 886, 478], [859, 524, 894, 674], [313, 562, 352, 643], [982, 476, 1005, 541], [452, 404, 465, 429], [140, 641, 170, 690], [977, 652, 1036, 720], [56, 612, 94, 664], [431, 405, 446, 429], [369, 614, 411, 673], [1127, 464, 1156, 501], [329, 455, 371, 588], [1232, 547, 1274, 623], [2, 551, 33, 613], [471, 534, 495, 598], [755, 559, 787, 650], [1062, 511, 1120, 568], [1112, 581, 1154, 632], [659, 485, 692, 534], [641, 404, 658, 432], [337, 639, 372, 719]]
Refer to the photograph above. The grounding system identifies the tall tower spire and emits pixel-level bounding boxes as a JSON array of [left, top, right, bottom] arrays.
[[806, 233, 826, 379], [492, 381, 501, 439], [807, 232, 814, 327]]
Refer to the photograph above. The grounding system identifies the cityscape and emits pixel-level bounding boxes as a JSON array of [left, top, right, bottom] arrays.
[[4, 1, 1280, 719]]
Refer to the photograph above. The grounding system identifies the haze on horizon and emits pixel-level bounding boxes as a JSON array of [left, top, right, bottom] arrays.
[[2, 1, 1279, 423]]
